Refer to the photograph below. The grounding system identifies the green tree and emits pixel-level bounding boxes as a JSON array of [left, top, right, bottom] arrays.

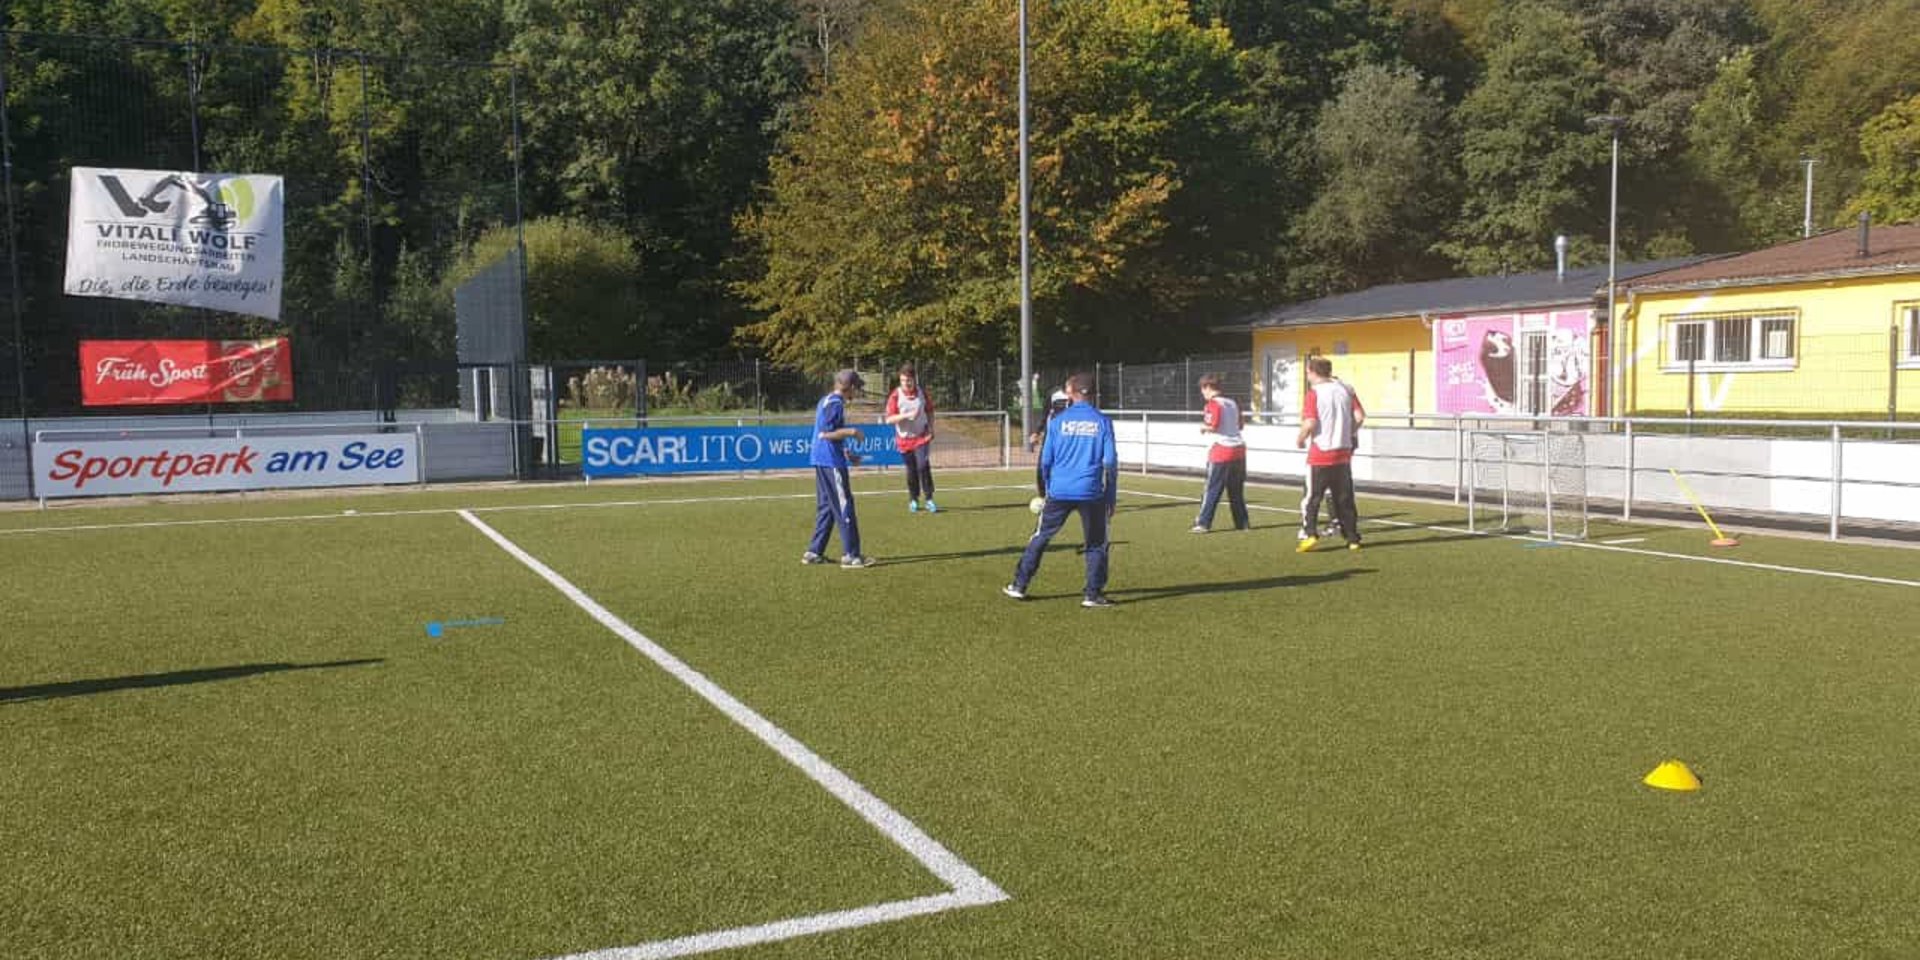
[[1750, 0, 1920, 220], [1186, 0, 1410, 296], [736, 0, 1256, 370], [506, 0, 804, 358], [1438, 0, 1606, 275], [447, 218, 645, 361], [1291, 62, 1453, 293], [1682, 46, 1795, 249], [1583, 0, 1757, 255], [1847, 93, 1920, 225]]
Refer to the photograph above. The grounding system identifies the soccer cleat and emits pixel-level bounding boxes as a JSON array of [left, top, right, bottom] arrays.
[[924, 500, 938, 513], [1081, 594, 1116, 608], [1002, 583, 1027, 600], [841, 555, 876, 569], [1347, 542, 1362, 551], [1295, 536, 1319, 554], [908, 500, 920, 513], [1189, 524, 1208, 534], [800, 551, 828, 565]]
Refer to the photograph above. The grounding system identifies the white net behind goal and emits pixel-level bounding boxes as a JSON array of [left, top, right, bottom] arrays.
[[1467, 430, 1588, 540]]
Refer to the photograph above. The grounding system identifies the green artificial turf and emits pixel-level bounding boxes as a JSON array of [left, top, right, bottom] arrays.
[[3, 470, 1917, 959]]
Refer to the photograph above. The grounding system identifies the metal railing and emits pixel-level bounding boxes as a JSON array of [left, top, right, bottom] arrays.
[[1104, 409, 1920, 541]]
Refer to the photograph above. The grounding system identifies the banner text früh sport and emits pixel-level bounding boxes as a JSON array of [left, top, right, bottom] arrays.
[[79, 339, 294, 406]]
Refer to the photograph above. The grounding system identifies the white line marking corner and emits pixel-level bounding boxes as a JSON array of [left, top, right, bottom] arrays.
[[455, 510, 1007, 959]]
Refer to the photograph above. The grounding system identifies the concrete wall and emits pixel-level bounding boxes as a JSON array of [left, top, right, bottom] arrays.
[[1113, 414, 1920, 527]]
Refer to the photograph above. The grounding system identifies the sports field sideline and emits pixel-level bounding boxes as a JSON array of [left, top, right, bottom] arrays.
[[4, 469, 1918, 959]]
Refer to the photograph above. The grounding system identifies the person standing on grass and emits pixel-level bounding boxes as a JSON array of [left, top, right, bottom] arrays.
[[1296, 356, 1365, 553], [885, 363, 938, 513], [1004, 373, 1119, 608], [1191, 373, 1249, 533], [804, 369, 874, 568], [1298, 362, 1361, 543]]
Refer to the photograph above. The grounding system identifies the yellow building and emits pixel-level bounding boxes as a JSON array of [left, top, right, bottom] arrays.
[[1618, 223, 1920, 417], [1222, 259, 1701, 421]]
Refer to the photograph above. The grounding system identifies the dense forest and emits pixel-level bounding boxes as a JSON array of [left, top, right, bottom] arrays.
[[5, 0, 1920, 379]]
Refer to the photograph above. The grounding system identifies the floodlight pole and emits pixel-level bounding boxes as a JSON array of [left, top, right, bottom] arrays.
[[1588, 115, 1624, 420], [1800, 154, 1819, 238], [1017, 0, 1033, 445], [1, 38, 31, 437]]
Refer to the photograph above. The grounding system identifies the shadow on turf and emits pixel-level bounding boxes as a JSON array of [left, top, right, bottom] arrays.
[[1105, 568, 1376, 604], [0, 659, 384, 705], [883, 541, 1136, 565], [1342, 530, 1487, 550]]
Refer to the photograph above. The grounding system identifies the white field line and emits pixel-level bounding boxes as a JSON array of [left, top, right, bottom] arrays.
[[456, 510, 1008, 960], [0, 483, 1033, 538], [1120, 488, 1920, 590], [1600, 537, 1648, 545]]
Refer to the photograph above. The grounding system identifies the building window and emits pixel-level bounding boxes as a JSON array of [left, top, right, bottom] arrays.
[[1902, 304, 1920, 367], [1663, 311, 1797, 371]]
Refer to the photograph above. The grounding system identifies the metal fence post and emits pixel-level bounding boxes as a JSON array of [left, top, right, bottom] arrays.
[[1116, 363, 1124, 410], [1184, 357, 1192, 410], [1891, 325, 1900, 432], [1830, 422, 1842, 541], [1685, 357, 1696, 429], [1452, 413, 1463, 504], [1407, 348, 1416, 427], [1001, 412, 1010, 468], [1141, 411, 1150, 475], [1622, 418, 1635, 521], [415, 423, 427, 485]]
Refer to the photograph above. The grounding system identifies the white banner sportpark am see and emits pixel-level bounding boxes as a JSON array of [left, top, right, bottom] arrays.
[[32, 434, 419, 499], [64, 166, 285, 320]]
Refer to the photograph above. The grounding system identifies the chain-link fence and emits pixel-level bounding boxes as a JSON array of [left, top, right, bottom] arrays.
[[546, 353, 1260, 421], [1, 31, 523, 419]]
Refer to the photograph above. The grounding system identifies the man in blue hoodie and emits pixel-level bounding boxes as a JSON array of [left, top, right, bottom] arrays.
[[803, 369, 874, 569], [1004, 373, 1118, 608]]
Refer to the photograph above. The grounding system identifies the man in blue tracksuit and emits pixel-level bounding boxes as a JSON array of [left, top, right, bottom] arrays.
[[1004, 373, 1118, 607], [804, 369, 874, 569]]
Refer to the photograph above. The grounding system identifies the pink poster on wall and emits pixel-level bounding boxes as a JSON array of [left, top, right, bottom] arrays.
[[1434, 309, 1592, 415]]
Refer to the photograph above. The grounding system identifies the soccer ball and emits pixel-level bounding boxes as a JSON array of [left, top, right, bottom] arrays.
[[1029, 497, 1046, 515]]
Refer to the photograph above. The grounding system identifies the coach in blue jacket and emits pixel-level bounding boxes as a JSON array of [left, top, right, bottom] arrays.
[[1004, 373, 1118, 608]]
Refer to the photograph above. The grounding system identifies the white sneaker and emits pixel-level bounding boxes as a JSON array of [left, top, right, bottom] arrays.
[[1189, 524, 1208, 534], [1002, 583, 1027, 600], [800, 551, 827, 565], [840, 555, 876, 569]]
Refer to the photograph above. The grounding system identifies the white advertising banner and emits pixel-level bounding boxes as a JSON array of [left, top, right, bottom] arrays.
[[33, 433, 419, 499], [64, 166, 285, 320]]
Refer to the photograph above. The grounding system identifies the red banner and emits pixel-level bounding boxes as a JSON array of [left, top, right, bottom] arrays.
[[80, 338, 294, 406]]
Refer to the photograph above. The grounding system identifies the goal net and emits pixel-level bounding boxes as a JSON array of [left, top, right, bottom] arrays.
[[1466, 430, 1588, 540]]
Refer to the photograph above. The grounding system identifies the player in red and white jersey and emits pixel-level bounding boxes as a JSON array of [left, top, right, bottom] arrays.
[[1191, 373, 1249, 532], [885, 363, 938, 513], [1295, 356, 1365, 552]]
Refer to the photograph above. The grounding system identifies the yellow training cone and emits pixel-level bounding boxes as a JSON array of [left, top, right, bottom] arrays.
[[1643, 760, 1701, 792]]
